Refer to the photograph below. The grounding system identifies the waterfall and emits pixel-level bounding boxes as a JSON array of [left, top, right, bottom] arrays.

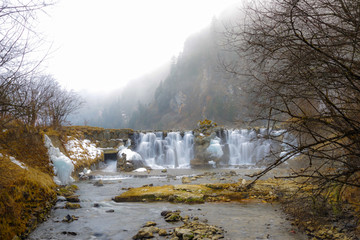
[[135, 131, 194, 169], [130, 129, 293, 169], [224, 129, 284, 166]]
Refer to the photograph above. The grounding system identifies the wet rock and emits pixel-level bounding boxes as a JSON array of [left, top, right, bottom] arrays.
[[117, 153, 127, 170], [182, 177, 191, 184], [161, 210, 172, 216], [62, 214, 79, 223], [164, 211, 182, 222], [93, 203, 101, 208], [132, 226, 159, 239], [61, 231, 77, 236], [158, 229, 168, 236], [171, 220, 224, 240], [65, 195, 80, 202], [143, 221, 157, 227], [142, 184, 153, 187], [175, 228, 194, 239], [65, 202, 81, 209], [106, 209, 115, 213], [93, 180, 104, 187], [57, 196, 66, 202]]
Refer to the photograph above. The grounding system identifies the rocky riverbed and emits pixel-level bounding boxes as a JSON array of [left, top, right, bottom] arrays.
[[28, 166, 310, 240]]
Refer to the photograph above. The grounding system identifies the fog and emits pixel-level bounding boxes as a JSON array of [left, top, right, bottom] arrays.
[[38, 0, 241, 93]]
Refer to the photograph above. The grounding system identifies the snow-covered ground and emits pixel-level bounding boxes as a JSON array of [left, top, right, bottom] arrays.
[[65, 137, 102, 163], [1, 153, 29, 170], [10, 156, 28, 170]]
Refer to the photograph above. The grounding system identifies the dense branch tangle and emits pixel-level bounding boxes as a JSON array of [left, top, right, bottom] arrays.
[[0, 1, 83, 129], [226, 0, 360, 190]]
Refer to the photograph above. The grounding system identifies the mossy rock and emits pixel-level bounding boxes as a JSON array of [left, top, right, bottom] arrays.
[[65, 202, 81, 209], [57, 185, 79, 197]]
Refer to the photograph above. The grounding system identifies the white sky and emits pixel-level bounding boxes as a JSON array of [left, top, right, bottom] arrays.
[[38, 0, 241, 92]]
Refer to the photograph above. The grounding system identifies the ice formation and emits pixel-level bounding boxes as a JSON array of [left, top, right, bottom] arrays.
[[118, 145, 143, 161], [206, 137, 223, 158], [44, 135, 74, 185]]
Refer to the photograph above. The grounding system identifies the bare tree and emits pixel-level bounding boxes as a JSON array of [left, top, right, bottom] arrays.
[[225, 0, 360, 191], [46, 85, 84, 128], [0, 0, 52, 128], [19, 75, 57, 126]]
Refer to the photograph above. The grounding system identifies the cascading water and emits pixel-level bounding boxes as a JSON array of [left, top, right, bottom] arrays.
[[127, 129, 294, 169], [135, 131, 194, 169], [222, 129, 286, 166]]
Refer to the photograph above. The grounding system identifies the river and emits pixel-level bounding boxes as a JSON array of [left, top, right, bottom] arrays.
[[29, 160, 307, 240]]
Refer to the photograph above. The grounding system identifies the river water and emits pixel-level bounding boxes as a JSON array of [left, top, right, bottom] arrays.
[[29, 161, 308, 240]]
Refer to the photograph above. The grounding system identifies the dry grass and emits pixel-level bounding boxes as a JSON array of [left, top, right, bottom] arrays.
[[0, 156, 56, 239], [0, 125, 57, 240]]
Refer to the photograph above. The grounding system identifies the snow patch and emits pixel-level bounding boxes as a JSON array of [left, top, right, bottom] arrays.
[[65, 137, 102, 163], [10, 156, 28, 170], [44, 135, 74, 185], [133, 167, 147, 172]]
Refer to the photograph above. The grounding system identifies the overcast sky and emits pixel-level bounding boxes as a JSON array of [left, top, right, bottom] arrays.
[[38, 0, 241, 92]]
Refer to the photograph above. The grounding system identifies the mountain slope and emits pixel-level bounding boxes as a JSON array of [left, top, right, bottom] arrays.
[[129, 19, 252, 130]]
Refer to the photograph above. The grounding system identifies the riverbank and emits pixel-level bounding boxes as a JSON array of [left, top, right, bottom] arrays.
[[0, 126, 105, 239], [1, 125, 359, 239], [0, 126, 58, 239], [112, 169, 360, 239], [29, 168, 308, 239]]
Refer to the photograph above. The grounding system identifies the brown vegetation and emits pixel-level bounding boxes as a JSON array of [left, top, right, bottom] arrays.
[[224, 0, 360, 221], [0, 126, 57, 239]]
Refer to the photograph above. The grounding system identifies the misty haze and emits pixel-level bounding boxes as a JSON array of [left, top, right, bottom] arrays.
[[1, 1, 359, 240]]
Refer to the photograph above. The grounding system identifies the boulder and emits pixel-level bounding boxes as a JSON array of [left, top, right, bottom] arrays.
[[65, 195, 80, 202], [132, 226, 159, 239], [158, 229, 168, 236], [143, 221, 157, 227], [175, 228, 194, 240], [124, 162, 135, 172], [164, 211, 182, 222]]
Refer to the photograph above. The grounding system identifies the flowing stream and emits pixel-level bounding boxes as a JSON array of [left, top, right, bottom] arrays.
[[29, 162, 307, 240]]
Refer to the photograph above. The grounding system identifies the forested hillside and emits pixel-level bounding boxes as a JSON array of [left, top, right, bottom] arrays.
[[129, 18, 253, 130]]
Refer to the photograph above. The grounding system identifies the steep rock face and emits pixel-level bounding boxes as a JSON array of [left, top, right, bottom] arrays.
[[191, 120, 221, 168]]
